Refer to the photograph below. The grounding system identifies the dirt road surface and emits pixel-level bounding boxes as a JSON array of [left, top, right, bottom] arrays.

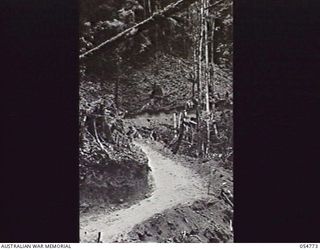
[[80, 141, 207, 242]]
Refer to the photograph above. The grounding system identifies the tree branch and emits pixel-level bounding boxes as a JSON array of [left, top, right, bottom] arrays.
[[204, 0, 224, 10]]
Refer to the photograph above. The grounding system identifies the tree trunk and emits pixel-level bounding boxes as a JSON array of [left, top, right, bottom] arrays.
[[192, 48, 197, 98], [211, 17, 215, 106], [115, 58, 120, 108], [173, 112, 178, 137], [204, 0, 210, 155], [148, 0, 152, 16], [196, 0, 204, 157], [214, 122, 218, 137], [155, 0, 159, 74], [114, 81, 119, 109], [197, 0, 203, 106], [172, 113, 186, 154], [204, 0, 210, 113], [144, 0, 148, 18], [178, 112, 182, 129]]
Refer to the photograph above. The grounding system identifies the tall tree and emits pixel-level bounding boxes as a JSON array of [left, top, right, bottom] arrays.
[[204, 0, 211, 155], [196, 0, 204, 157]]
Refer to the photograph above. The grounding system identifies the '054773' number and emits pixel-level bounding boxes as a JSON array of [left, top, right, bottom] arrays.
[[300, 244, 319, 248]]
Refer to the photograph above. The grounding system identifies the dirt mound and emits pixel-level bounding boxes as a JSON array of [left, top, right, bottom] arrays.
[[80, 140, 150, 211], [80, 78, 151, 213], [122, 198, 233, 243]]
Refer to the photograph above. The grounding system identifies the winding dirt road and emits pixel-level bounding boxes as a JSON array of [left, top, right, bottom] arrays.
[[80, 141, 207, 242]]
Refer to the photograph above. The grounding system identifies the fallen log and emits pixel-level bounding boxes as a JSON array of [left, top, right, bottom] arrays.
[[80, 0, 199, 59]]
